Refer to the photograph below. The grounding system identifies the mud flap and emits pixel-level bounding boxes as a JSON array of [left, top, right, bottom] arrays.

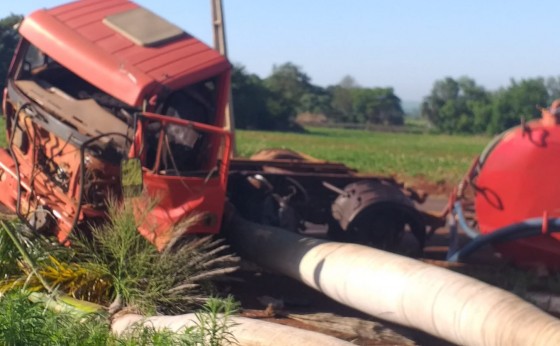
[[330, 180, 426, 252]]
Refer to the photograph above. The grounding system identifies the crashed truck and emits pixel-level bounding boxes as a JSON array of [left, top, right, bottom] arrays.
[[0, 0, 440, 253]]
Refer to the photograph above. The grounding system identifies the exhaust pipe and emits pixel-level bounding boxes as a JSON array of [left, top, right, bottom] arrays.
[[224, 210, 560, 346]]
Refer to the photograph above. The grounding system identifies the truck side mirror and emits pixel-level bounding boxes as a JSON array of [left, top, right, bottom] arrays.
[[121, 158, 143, 197]]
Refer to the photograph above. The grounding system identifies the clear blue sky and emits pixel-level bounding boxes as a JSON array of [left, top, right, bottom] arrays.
[[2, 1, 560, 101]]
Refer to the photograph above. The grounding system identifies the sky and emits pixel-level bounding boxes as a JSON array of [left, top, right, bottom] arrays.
[[2, 0, 560, 101]]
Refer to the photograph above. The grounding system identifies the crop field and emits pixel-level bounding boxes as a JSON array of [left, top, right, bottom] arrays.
[[237, 127, 490, 190]]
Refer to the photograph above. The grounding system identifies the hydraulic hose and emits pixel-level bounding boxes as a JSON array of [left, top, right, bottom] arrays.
[[453, 201, 480, 239], [448, 217, 560, 262]]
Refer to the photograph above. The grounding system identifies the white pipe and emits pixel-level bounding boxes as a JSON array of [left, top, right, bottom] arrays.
[[112, 313, 352, 346], [225, 212, 560, 346]]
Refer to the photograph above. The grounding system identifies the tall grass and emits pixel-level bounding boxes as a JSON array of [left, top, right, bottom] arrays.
[[0, 291, 239, 345], [0, 198, 240, 344], [0, 291, 111, 345], [70, 198, 238, 314], [237, 127, 490, 186], [0, 199, 237, 314]]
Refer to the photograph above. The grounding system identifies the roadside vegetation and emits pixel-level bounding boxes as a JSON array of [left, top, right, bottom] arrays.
[[0, 197, 239, 345], [0, 291, 239, 345]]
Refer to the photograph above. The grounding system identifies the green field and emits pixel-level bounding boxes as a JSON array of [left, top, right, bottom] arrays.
[[236, 127, 490, 188]]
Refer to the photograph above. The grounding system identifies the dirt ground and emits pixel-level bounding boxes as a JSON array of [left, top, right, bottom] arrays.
[[225, 268, 453, 345]]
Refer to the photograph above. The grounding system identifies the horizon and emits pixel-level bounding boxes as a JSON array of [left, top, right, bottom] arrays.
[[3, 1, 560, 102]]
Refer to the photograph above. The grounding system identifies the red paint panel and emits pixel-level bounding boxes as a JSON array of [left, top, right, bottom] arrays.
[[163, 58, 230, 92], [476, 124, 560, 233], [48, 0, 113, 16], [137, 45, 208, 73], [148, 51, 223, 80], [65, 2, 136, 29], [55, 0, 129, 22], [120, 39, 197, 65], [95, 33, 135, 54], [77, 22, 115, 42]]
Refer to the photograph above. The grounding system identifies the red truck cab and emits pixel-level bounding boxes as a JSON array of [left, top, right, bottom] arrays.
[[1, 0, 232, 248]]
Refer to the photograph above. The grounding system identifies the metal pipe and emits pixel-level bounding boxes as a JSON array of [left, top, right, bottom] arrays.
[[453, 201, 480, 239]]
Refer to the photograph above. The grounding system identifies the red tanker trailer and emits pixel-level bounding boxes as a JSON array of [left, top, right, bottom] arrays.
[[448, 101, 560, 270]]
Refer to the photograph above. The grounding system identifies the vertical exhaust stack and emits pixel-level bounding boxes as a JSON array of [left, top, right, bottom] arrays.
[[211, 0, 236, 155], [225, 210, 560, 346]]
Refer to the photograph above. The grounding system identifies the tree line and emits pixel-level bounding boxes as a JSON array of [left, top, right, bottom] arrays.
[[232, 63, 405, 130], [421, 76, 560, 134]]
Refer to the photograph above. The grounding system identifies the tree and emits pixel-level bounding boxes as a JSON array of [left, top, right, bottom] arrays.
[[545, 76, 560, 103], [421, 76, 490, 133], [0, 14, 22, 105], [421, 76, 553, 134], [488, 78, 548, 133], [231, 64, 297, 130], [352, 87, 404, 125], [421, 77, 460, 128], [329, 76, 358, 122], [328, 75, 404, 125], [299, 90, 331, 115], [265, 62, 312, 114], [230, 65, 270, 129]]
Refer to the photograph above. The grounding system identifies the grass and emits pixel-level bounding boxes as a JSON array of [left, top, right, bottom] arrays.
[[0, 200, 238, 314], [0, 291, 239, 346], [72, 197, 238, 315], [0, 202, 240, 345], [236, 127, 490, 186], [0, 291, 110, 346]]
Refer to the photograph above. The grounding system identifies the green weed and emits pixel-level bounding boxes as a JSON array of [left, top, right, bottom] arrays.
[[0, 292, 240, 345], [71, 197, 238, 314]]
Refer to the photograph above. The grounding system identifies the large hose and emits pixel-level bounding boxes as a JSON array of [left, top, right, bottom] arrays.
[[111, 313, 352, 346], [224, 211, 560, 346], [29, 292, 351, 345]]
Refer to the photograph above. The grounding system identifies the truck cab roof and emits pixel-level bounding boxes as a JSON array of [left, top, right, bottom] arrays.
[[19, 0, 230, 107]]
